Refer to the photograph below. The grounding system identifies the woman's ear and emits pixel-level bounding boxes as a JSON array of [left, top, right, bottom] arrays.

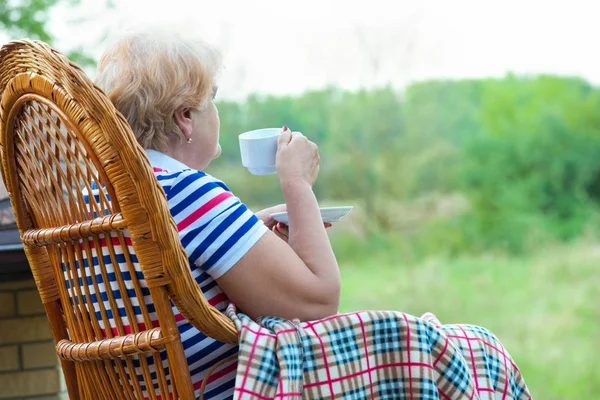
[[174, 107, 193, 137]]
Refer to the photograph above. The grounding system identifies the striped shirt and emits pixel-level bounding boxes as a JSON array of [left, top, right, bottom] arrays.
[[72, 150, 267, 399]]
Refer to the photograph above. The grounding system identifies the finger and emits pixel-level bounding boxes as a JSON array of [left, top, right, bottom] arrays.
[[290, 131, 305, 142], [263, 218, 276, 230], [273, 203, 287, 213], [324, 223, 332, 228], [277, 222, 289, 236], [272, 225, 284, 240], [272, 225, 289, 241], [278, 129, 292, 148], [311, 141, 319, 156]]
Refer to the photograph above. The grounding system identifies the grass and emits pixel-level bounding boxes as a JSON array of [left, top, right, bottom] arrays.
[[334, 236, 600, 399]]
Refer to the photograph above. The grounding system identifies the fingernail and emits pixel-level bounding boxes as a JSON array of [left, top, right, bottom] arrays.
[[282, 126, 289, 132]]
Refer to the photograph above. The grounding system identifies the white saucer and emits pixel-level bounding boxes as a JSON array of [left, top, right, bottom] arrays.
[[270, 206, 353, 225]]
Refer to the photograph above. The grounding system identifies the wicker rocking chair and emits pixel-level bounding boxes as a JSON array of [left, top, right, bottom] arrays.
[[0, 40, 238, 399]]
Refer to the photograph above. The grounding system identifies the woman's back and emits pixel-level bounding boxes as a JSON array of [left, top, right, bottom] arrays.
[[71, 149, 267, 399]]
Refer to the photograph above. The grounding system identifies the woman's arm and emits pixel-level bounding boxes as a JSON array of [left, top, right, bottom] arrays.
[[216, 130, 341, 321]]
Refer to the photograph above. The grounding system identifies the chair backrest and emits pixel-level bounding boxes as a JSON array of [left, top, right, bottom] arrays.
[[0, 40, 237, 399]]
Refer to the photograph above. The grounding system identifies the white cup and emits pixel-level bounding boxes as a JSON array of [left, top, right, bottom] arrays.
[[239, 128, 282, 175]]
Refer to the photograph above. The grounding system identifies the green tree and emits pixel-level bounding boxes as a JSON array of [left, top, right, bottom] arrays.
[[459, 75, 600, 251], [0, 0, 63, 42], [0, 0, 107, 66]]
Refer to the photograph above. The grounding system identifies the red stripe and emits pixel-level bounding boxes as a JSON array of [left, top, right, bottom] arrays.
[[235, 388, 276, 400], [356, 313, 375, 400], [153, 391, 174, 400], [445, 335, 519, 369], [402, 313, 414, 400], [500, 339, 510, 400], [458, 325, 480, 394], [168, 295, 225, 325], [433, 337, 449, 367], [239, 325, 263, 392], [101, 319, 160, 337], [174, 313, 185, 323], [177, 191, 233, 231], [239, 325, 276, 339], [301, 311, 364, 329], [241, 387, 301, 399], [277, 373, 284, 398], [153, 167, 166, 172], [150, 359, 237, 400], [308, 323, 334, 397], [170, 293, 226, 323], [193, 358, 237, 388], [81, 236, 133, 250], [208, 292, 228, 307], [303, 362, 435, 388]]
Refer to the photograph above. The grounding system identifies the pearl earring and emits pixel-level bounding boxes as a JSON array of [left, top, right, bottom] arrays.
[[187, 137, 193, 144]]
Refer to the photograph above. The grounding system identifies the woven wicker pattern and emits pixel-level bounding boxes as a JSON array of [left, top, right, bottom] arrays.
[[0, 39, 237, 399]]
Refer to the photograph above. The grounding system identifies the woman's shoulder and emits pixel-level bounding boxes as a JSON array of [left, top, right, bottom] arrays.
[[155, 168, 231, 197]]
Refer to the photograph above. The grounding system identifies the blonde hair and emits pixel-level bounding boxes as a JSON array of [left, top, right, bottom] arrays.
[[95, 27, 222, 152]]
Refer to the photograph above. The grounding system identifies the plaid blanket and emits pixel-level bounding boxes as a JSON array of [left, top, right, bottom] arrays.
[[225, 305, 531, 399]]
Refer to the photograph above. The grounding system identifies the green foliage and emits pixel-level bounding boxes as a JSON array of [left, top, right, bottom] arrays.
[[212, 74, 600, 255], [401, 79, 483, 196], [0, 0, 64, 42], [211, 87, 405, 227], [0, 0, 101, 67], [458, 75, 600, 252]]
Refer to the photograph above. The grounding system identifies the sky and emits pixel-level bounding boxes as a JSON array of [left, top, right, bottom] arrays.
[[23, 0, 600, 100]]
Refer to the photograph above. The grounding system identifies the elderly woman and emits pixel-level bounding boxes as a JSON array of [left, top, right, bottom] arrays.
[[96, 28, 339, 398], [96, 29, 531, 399]]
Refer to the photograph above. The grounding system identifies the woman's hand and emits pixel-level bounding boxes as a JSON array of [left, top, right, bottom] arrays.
[[276, 128, 320, 187], [273, 221, 333, 243], [256, 204, 333, 242], [255, 204, 286, 230]]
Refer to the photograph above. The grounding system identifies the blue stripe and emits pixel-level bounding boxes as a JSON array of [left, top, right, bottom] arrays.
[[84, 284, 152, 303], [92, 301, 156, 320], [156, 171, 184, 181], [128, 353, 251, 390], [195, 278, 218, 292], [190, 349, 238, 378], [69, 287, 154, 315], [129, 350, 168, 369], [181, 330, 210, 353], [187, 340, 237, 369], [168, 171, 208, 199], [188, 204, 247, 266], [83, 194, 101, 204], [203, 212, 257, 271], [202, 377, 235, 399], [178, 322, 198, 335], [67, 262, 144, 286], [179, 201, 238, 249], [91, 209, 111, 218], [78, 252, 139, 266], [170, 182, 226, 218]]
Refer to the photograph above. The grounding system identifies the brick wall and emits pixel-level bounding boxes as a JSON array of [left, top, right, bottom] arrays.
[[0, 280, 67, 400]]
